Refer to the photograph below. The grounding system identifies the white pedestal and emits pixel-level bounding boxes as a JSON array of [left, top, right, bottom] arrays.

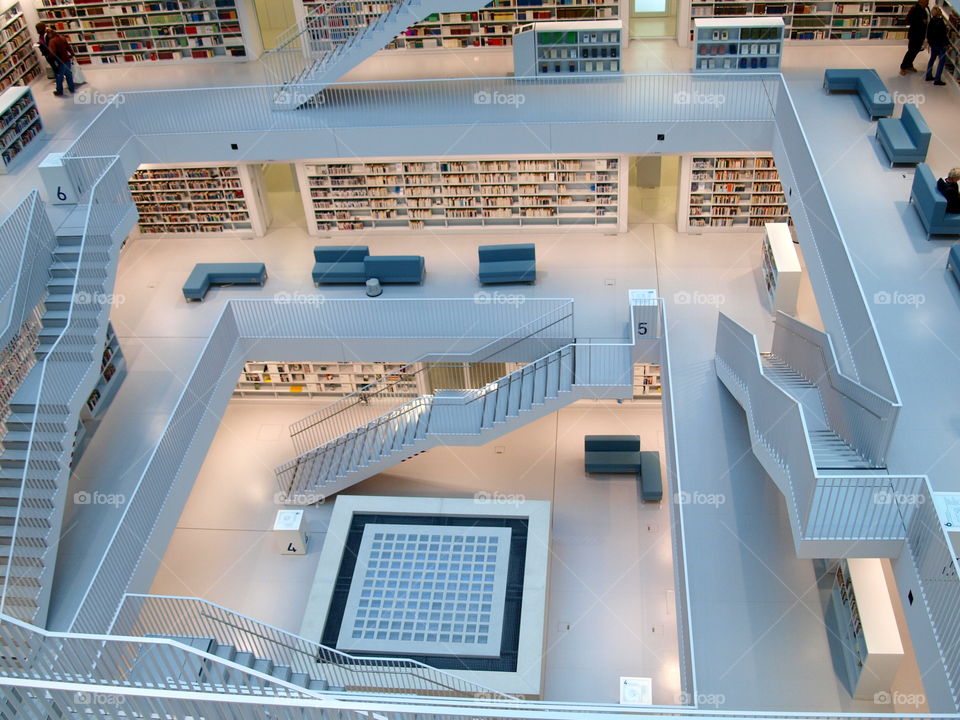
[[273, 509, 307, 555], [39, 152, 81, 205], [619, 676, 652, 705]]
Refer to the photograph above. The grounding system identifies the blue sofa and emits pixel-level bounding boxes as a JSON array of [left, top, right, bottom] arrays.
[[364, 255, 425, 284], [911, 164, 960, 237], [312, 246, 369, 284], [877, 104, 930, 166], [312, 246, 426, 285], [183, 263, 266, 301], [478, 243, 536, 284], [584, 435, 642, 474], [948, 245, 960, 287], [823, 69, 894, 119]]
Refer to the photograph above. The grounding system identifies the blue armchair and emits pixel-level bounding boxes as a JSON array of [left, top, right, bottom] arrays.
[[877, 104, 930, 166], [911, 165, 960, 238], [313, 246, 369, 285], [478, 243, 536, 284]]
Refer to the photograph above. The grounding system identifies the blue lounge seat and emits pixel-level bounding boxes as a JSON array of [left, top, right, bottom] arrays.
[[640, 451, 663, 503], [182, 263, 266, 301], [364, 255, 425, 284], [312, 246, 369, 285], [877, 104, 930, 166], [948, 245, 960, 288], [823, 69, 894, 119], [584, 435, 642, 474], [911, 164, 960, 238], [478, 243, 536, 284]]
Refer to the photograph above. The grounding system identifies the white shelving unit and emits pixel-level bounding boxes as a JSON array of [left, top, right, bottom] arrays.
[[0, 2, 41, 94], [129, 163, 269, 237], [513, 20, 622, 75], [681, 0, 915, 46], [36, 0, 255, 66], [692, 17, 783, 71], [73, 322, 126, 465], [373, 0, 622, 50], [826, 559, 903, 700], [761, 222, 800, 314], [678, 153, 792, 232], [0, 85, 42, 173], [633, 362, 662, 398], [234, 361, 428, 399], [296, 154, 628, 235]]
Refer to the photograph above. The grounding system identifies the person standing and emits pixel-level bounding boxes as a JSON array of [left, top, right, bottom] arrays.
[[925, 6, 948, 85], [46, 28, 75, 96], [900, 0, 929, 75], [34, 23, 59, 79]]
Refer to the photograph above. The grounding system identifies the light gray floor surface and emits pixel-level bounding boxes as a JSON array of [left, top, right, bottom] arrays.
[[2, 38, 949, 712]]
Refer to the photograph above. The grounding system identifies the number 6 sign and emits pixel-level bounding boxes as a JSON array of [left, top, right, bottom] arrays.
[[38, 152, 81, 205]]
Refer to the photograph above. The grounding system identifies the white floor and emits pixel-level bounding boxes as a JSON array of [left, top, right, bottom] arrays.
[[10, 30, 954, 715]]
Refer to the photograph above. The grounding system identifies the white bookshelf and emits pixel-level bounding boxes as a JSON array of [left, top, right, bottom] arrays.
[[0, 85, 41, 173], [36, 0, 253, 66], [234, 361, 428, 399], [129, 163, 268, 237], [513, 20, 622, 75], [692, 17, 783, 71], [373, 0, 622, 50], [73, 323, 126, 464], [761, 222, 800, 314], [296, 154, 628, 235], [682, 1, 915, 46], [633, 362, 662, 398], [0, 3, 41, 93], [0, 302, 41, 451], [678, 153, 792, 232], [941, 0, 960, 87]]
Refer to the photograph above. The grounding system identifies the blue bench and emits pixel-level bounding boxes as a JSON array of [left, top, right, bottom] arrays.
[[877, 103, 930, 166], [183, 263, 266, 301], [312, 246, 425, 285], [364, 255, 425, 284], [312, 246, 368, 284], [911, 164, 960, 238], [478, 243, 536, 284], [640, 451, 663, 503], [584, 435, 642, 474], [948, 245, 960, 288], [823, 69, 894, 119]]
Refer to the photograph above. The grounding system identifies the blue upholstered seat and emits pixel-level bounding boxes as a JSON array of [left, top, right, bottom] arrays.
[[478, 243, 537, 284], [364, 255, 425, 283], [877, 104, 930, 165], [312, 246, 369, 284], [911, 164, 960, 237], [824, 69, 894, 119], [584, 435, 642, 474], [182, 263, 266, 301]]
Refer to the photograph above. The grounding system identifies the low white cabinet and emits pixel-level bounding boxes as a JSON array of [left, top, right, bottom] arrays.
[[761, 222, 800, 314]]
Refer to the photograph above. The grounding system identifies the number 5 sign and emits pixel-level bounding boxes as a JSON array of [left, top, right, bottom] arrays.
[[38, 152, 82, 205]]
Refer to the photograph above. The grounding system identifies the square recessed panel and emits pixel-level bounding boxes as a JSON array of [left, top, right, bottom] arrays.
[[337, 523, 512, 658]]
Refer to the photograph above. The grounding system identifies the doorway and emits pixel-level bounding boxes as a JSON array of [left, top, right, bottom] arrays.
[[627, 155, 680, 228], [630, 0, 678, 39], [262, 163, 307, 232], [253, 0, 297, 50]]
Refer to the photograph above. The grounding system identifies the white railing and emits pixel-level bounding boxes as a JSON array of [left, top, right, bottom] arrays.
[[771, 83, 899, 404], [658, 301, 697, 705], [0, 612, 317, 699], [109, 594, 515, 699], [286, 301, 574, 455], [0, 192, 55, 350], [805, 475, 923, 542], [1, 157, 134, 625], [770, 312, 898, 468]]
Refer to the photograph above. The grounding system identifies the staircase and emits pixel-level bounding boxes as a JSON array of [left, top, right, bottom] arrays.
[[276, 343, 632, 502], [266, 0, 484, 107], [157, 637, 339, 693], [0, 233, 86, 623], [759, 354, 874, 470]]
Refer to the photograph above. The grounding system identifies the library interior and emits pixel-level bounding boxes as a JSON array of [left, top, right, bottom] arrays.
[[0, 0, 959, 718]]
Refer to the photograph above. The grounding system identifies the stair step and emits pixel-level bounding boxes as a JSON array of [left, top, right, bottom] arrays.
[[232, 651, 255, 668], [271, 665, 292, 682], [307, 678, 329, 691], [289, 672, 310, 688], [43, 297, 71, 311], [251, 658, 274, 675], [45, 278, 76, 295], [56, 235, 82, 246], [49, 262, 78, 279], [213, 644, 236, 662], [41, 310, 70, 327]]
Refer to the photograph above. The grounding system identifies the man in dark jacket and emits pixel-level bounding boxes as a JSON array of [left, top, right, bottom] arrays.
[[35, 23, 59, 78], [925, 6, 948, 85], [938, 168, 960, 213], [47, 28, 75, 96], [900, 0, 929, 75]]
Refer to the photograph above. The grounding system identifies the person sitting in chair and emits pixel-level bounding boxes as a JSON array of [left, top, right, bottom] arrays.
[[938, 168, 960, 213]]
